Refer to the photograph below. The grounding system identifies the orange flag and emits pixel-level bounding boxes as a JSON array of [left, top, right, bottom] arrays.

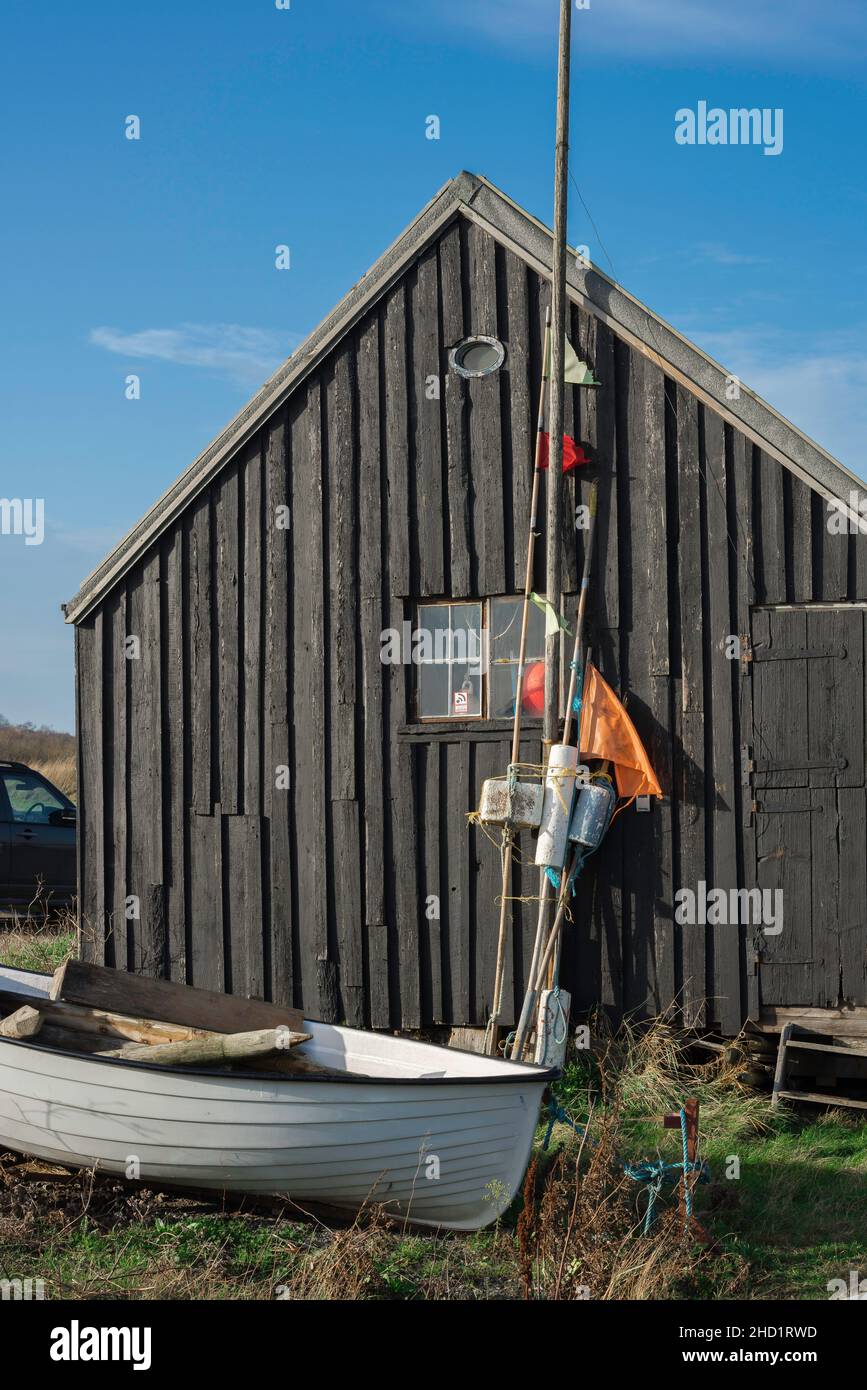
[[579, 663, 662, 800]]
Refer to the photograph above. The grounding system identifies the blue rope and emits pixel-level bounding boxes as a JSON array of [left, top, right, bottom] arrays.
[[570, 658, 585, 718], [542, 1101, 707, 1233], [680, 1106, 693, 1221]]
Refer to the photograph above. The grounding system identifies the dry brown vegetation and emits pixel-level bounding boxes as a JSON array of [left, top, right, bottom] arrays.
[[0, 720, 76, 799]]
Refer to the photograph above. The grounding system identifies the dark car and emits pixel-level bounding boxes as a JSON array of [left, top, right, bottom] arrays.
[[0, 761, 76, 907]]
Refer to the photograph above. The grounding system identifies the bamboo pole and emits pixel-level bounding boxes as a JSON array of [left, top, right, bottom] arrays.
[[485, 308, 552, 1056]]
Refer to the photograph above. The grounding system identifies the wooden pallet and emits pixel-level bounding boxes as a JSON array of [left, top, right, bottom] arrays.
[[771, 1022, 867, 1110]]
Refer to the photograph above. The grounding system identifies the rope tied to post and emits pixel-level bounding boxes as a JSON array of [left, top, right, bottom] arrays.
[[543, 1101, 708, 1234]]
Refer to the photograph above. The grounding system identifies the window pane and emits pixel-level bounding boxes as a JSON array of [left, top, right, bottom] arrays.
[[417, 604, 450, 662], [490, 659, 546, 718], [414, 601, 482, 719], [2, 772, 66, 825], [490, 596, 545, 663], [450, 604, 483, 669], [417, 661, 450, 718], [450, 662, 482, 717]]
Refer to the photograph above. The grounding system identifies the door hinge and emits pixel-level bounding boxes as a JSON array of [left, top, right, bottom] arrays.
[[741, 743, 754, 786], [751, 644, 848, 662], [753, 757, 848, 773]]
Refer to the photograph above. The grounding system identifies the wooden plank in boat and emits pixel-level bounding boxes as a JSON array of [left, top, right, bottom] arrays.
[[50, 959, 305, 1035], [0, 990, 213, 1045]]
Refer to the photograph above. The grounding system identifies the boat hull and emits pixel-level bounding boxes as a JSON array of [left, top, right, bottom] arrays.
[[0, 967, 553, 1230]]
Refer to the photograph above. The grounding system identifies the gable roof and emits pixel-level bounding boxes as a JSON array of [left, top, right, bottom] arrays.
[[65, 171, 865, 624]]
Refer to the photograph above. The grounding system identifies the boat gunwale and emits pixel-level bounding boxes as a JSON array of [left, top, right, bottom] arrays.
[[0, 967, 559, 1087], [0, 1034, 559, 1086]]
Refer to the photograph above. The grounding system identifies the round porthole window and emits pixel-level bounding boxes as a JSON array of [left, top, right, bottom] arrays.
[[449, 335, 506, 379]]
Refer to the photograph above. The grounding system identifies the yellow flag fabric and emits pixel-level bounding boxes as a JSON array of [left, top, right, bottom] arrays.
[[579, 663, 663, 799], [544, 334, 591, 385], [530, 592, 571, 637]]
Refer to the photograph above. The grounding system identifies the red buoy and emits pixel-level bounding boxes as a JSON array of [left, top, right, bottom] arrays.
[[522, 660, 545, 714]]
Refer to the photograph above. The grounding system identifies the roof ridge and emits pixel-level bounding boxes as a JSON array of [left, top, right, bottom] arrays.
[[64, 171, 865, 623]]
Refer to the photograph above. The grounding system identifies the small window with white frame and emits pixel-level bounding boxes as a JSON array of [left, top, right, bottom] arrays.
[[412, 597, 549, 721]]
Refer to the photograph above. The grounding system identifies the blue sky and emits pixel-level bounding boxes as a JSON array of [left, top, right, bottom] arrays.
[[1, 0, 866, 730]]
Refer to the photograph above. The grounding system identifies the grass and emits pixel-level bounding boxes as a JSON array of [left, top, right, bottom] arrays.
[[0, 931, 863, 1300], [545, 1015, 867, 1301], [0, 913, 76, 974]]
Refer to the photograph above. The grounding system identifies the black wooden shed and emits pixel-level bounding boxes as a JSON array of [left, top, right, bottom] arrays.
[[65, 172, 867, 1038]]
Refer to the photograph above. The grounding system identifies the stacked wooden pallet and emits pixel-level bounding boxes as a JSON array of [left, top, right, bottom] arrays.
[[0, 960, 324, 1074]]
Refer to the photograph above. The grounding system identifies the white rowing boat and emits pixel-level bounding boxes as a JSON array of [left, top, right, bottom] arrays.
[[0, 964, 555, 1230]]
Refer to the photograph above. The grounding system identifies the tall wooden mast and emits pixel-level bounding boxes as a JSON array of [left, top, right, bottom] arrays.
[[545, 0, 572, 752]]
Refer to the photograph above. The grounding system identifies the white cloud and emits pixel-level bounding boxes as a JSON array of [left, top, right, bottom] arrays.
[[692, 324, 867, 481], [89, 323, 297, 385], [414, 0, 866, 62], [693, 243, 766, 267]]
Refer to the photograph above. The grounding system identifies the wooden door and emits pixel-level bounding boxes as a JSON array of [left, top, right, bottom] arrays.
[[749, 607, 866, 1007]]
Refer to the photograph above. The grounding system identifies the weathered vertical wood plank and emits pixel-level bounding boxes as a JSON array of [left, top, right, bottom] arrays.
[[384, 283, 411, 597], [291, 386, 328, 1015], [505, 249, 533, 593], [76, 616, 104, 964], [242, 439, 263, 817], [327, 347, 358, 800], [579, 311, 618, 630], [162, 525, 187, 982], [642, 364, 674, 1012], [325, 343, 363, 1025], [225, 813, 264, 1000], [756, 449, 786, 604], [419, 744, 443, 1024], [189, 808, 223, 991], [731, 431, 759, 1018], [439, 222, 472, 595], [466, 220, 505, 596], [357, 311, 387, 1027], [105, 589, 127, 970], [126, 553, 162, 975], [387, 640, 421, 1028], [214, 462, 240, 815], [806, 608, 863, 790], [263, 410, 293, 1007], [443, 740, 471, 1024], [675, 384, 706, 1025], [837, 787, 867, 1005], [472, 740, 503, 1023], [813, 490, 848, 600], [788, 475, 813, 603], [703, 408, 741, 1032], [186, 493, 212, 814], [411, 247, 445, 596]]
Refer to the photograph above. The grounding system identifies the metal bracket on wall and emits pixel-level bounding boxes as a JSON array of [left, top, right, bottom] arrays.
[[752, 644, 847, 662], [741, 744, 754, 786], [752, 757, 847, 774]]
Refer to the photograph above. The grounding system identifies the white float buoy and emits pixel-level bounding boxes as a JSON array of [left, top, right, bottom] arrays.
[[477, 776, 544, 830], [534, 743, 579, 869], [534, 987, 571, 1068]]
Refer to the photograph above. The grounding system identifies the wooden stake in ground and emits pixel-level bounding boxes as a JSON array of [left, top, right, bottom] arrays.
[[485, 308, 552, 1056]]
